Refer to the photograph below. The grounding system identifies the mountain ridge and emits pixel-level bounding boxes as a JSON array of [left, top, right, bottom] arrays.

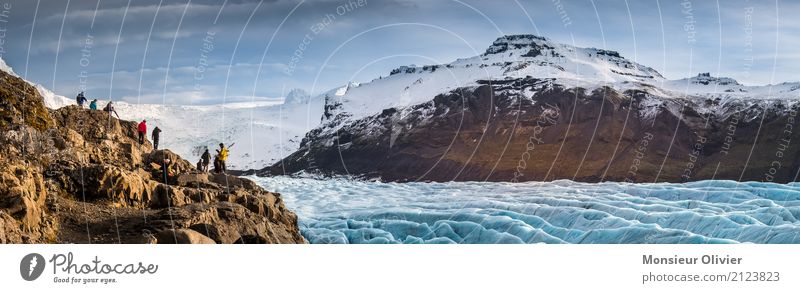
[[265, 34, 800, 183]]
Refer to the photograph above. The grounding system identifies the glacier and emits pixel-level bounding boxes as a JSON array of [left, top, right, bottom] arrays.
[[251, 177, 800, 244]]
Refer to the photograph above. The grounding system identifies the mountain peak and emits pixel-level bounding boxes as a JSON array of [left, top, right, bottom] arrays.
[[284, 88, 311, 104], [484, 34, 553, 56], [688, 72, 741, 86]]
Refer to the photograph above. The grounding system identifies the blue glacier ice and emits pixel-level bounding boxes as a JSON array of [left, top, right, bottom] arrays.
[[251, 177, 800, 244]]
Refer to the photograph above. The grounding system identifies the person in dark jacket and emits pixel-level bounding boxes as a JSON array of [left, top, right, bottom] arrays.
[[201, 149, 211, 172], [137, 120, 147, 145], [151, 126, 162, 149], [76, 92, 87, 107], [213, 152, 221, 173], [103, 101, 120, 119]]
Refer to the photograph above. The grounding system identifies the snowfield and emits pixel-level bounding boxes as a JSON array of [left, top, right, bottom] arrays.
[[109, 96, 324, 170], [253, 176, 800, 244]]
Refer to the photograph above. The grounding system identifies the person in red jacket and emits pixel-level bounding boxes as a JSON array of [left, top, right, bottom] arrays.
[[137, 120, 147, 145]]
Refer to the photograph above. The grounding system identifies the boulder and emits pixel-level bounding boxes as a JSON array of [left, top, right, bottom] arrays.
[[144, 149, 194, 175], [176, 172, 220, 189], [142, 202, 305, 244], [0, 211, 23, 244], [74, 165, 155, 207], [151, 184, 188, 208], [208, 173, 259, 190], [0, 164, 56, 243], [155, 229, 216, 244], [183, 188, 214, 204]]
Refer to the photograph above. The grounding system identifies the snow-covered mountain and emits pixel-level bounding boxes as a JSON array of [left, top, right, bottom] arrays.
[[270, 34, 800, 182], [319, 34, 799, 134], [321, 35, 665, 125]]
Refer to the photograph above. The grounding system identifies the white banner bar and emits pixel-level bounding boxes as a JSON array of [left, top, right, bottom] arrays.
[[1, 245, 798, 292]]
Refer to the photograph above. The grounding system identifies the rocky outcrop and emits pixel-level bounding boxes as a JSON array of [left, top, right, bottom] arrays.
[[155, 229, 216, 244], [0, 69, 304, 243], [268, 78, 800, 183]]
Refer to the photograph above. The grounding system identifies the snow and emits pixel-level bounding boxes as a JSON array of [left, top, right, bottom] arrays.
[[324, 34, 666, 127], [38, 89, 323, 170], [322, 35, 800, 137], [0, 57, 16, 77], [659, 73, 800, 99], [37, 84, 73, 109], [253, 176, 800, 244], [106, 97, 324, 170]]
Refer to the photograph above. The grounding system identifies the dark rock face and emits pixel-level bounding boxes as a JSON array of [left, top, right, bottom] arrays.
[[268, 78, 800, 183], [0, 69, 304, 244]]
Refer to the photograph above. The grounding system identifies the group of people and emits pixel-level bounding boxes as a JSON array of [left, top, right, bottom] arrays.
[[137, 120, 162, 149], [76, 91, 118, 118], [78, 91, 234, 175], [197, 143, 233, 174], [78, 91, 159, 148]]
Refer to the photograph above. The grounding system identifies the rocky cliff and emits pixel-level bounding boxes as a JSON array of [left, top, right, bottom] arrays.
[[0, 69, 304, 244]]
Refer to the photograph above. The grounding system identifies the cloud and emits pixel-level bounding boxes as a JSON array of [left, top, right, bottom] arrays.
[[6, 0, 799, 105]]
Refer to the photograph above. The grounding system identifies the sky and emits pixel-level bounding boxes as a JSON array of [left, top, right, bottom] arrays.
[[1, 0, 796, 105]]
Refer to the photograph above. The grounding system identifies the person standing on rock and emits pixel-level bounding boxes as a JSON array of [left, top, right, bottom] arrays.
[[201, 148, 211, 172], [76, 92, 88, 107], [137, 120, 147, 145], [213, 153, 221, 173], [152, 126, 162, 149], [103, 101, 120, 119], [217, 143, 229, 173], [89, 99, 98, 110]]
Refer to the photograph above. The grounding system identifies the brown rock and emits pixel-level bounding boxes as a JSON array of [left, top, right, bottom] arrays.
[[0, 211, 23, 244], [151, 184, 188, 208], [0, 71, 305, 244], [155, 229, 216, 244]]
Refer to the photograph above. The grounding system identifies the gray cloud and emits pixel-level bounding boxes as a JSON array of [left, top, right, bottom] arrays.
[[3, 0, 797, 105]]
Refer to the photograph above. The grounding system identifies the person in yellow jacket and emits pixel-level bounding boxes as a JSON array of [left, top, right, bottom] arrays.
[[216, 143, 230, 173]]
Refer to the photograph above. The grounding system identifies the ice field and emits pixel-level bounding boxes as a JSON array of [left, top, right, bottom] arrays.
[[252, 177, 800, 244]]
